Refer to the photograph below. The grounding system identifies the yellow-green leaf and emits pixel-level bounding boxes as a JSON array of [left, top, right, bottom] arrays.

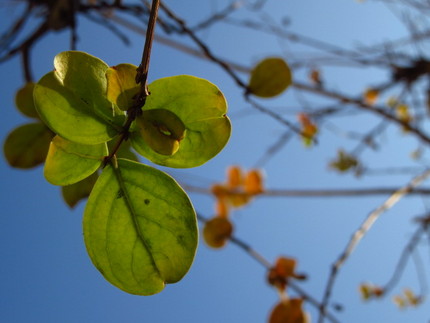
[[44, 136, 107, 186], [130, 75, 231, 168], [62, 173, 98, 208], [248, 57, 292, 98], [15, 82, 39, 119], [3, 123, 54, 169], [34, 51, 125, 144], [83, 158, 198, 295], [106, 63, 140, 111]]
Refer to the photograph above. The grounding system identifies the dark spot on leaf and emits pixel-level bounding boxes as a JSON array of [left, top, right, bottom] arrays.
[[112, 65, 118, 70], [144, 199, 150, 205], [81, 97, 89, 104], [176, 234, 186, 247], [116, 189, 124, 199]]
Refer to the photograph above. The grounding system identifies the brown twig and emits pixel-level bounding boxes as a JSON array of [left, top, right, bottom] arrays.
[[159, 2, 248, 89], [196, 213, 341, 323], [104, 0, 160, 164]]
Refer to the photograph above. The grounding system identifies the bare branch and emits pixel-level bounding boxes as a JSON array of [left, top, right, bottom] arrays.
[[318, 169, 430, 323]]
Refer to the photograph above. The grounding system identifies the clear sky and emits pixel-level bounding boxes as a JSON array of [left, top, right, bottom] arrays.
[[1, 1, 430, 322]]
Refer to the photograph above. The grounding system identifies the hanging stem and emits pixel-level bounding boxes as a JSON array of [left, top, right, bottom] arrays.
[[135, 0, 160, 104], [104, 0, 160, 166]]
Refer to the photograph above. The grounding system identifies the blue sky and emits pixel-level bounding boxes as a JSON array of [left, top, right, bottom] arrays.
[[1, 1, 430, 322]]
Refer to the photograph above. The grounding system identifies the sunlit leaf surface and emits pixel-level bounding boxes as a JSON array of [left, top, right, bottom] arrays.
[[83, 158, 198, 295]]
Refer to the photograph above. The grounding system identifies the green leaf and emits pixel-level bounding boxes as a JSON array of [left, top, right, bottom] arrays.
[[33, 51, 125, 144], [107, 139, 139, 162], [3, 123, 54, 169], [62, 173, 98, 208], [329, 149, 360, 173], [83, 158, 198, 295], [15, 82, 39, 119], [130, 75, 231, 168], [106, 63, 140, 111], [136, 109, 186, 156], [248, 57, 292, 98], [44, 136, 108, 186]]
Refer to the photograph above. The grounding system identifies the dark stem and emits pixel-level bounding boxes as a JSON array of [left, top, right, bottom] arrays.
[[104, 0, 160, 165], [135, 0, 160, 101], [22, 46, 33, 83]]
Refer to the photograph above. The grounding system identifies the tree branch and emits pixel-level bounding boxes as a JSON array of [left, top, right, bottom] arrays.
[[318, 168, 430, 323]]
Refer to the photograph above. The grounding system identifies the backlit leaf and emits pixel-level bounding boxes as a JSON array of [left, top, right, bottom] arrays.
[[227, 165, 243, 189], [44, 136, 107, 186], [34, 51, 124, 144], [106, 63, 140, 111], [364, 88, 379, 105], [62, 173, 98, 208], [4, 123, 54, 168], [108, 139, 139, 162], [83, 158, 197, 295], [248, 57, 292, 98], [244, 169, 264, 194], [15, 82, 39, 118], [130, 75, 231, 168], [203, 216, 233, 249], [329, 149, 359, 173], [269, 299, 308, 323]]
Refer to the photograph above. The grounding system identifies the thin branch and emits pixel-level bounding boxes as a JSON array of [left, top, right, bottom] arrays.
[[382, 225, 425, 294], [104, 0, 159, 163], [191, 1, 241, 31], [0, 21, 49, 63], [196, 213, 341, 323], [292, 81, 430, 146], [83, 12, 130, 45], [183, 184, 430, 198], [318, 169, 430, 323], [244, 95, 311, 138], [159, 2, 248, 89], [135, 0, 160, 98], [254, 130, 292, 168]]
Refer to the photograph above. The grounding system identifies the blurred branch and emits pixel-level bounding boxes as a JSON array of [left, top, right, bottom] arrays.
[[381, 224, 426, 295], [184, 184, 430, 198], [159, 1, 247, 89], [196, 213, 341, 323], [191, 1, 242, 31], [318, 168, 430, 323]]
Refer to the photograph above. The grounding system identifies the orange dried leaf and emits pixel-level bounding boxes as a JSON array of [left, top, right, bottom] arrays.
[[364, 88, 379, 105], [309, 69, 322, 86], [226, 192, 252, 208], [403, 288, 421, 306], [267, 267, 287, 291], [203, 217, 233, 249], [392, 295, 407, 309], [359, 283, 384, 300], [215, 198, 229, 218], [244, 169, 264, 194], [227, 165, 243, 189], [297, 113, 311, 125], [359, 284, 371, 300], [267, 257, 300, 290], [269, 299, 308, 323], [302, 123, 318, 138], [211, 184, 228, 198], [275, 257, 297, 278], [297, 113, 318, 146], [396, 104, 412, 123]]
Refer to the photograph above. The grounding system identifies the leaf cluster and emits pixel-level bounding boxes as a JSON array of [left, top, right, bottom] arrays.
[[4, 50, 231, 295]]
